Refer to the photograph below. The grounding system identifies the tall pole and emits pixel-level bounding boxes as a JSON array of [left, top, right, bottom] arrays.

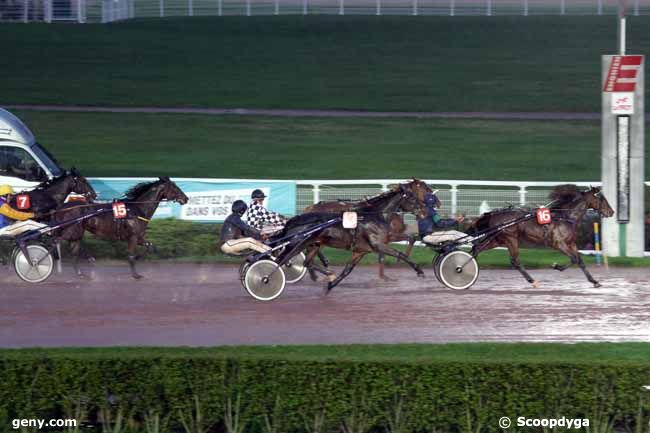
[[601, 0, 645, 257]]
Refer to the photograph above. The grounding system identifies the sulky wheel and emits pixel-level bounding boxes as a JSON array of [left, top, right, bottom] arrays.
[[238, 261, 251, 289], [282, 252, 307, 284], [437, 250, 479, 290], [432, 253, 444, 283], [244, 259, 286, 301], [12, 244, 54, 284]]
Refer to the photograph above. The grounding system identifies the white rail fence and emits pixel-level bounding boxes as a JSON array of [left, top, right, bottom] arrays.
[[2, 0, 649, 22], [296, 180, 609, 222]]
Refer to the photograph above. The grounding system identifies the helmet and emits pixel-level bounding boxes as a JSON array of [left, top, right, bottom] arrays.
[[424, 192, 440, 207], [251, 189, 266, 199], [0, 185, 14, 196], [232, 200, 248, 215]]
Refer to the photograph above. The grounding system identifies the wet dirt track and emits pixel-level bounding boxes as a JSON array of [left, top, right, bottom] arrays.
[[1, 263, 649, 347]]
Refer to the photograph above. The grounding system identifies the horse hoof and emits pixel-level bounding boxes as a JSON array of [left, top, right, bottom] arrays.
[[324, 274, 337, 283], [417, 272, 425, 278], [531, 280, 540, 288], [87, 256, 96, 263], [132, 274, 144, 280], [551, 262, 558, 270], [309, 273, 318, 282], [593, 282, 601, 288]]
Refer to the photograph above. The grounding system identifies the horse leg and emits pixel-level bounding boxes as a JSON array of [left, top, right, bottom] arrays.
[[305, 246, 335, 282], [377, 253, 394, 281], [325, 251, 367, 294], [127, 236, 143, 279], [316, 250, 330, 268], [555, 242, 600, 287], [503, 237, 538, 288], [371, 243, 424, 278], [68, 240, 86, 278]]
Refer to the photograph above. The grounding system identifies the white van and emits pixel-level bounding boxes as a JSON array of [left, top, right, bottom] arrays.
[[0, 108, 64, 192]]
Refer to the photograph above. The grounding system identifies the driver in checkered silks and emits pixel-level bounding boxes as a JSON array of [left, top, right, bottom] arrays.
[[219, 200, 271, 256], [244, 189, 287, 235], [418, 191, 466, 245]]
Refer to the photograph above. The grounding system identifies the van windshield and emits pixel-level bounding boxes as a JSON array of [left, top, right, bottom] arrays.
[[31, 143, 63, 177]]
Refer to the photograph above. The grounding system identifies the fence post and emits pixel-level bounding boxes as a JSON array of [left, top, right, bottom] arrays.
[[302, 0, 307, 14], [412, 0, 417, 15], [188, 0, 193, 16], [312, 184, 320, 204], [375, 0, 380, 15], [597, 0, 601, 15], [274, 0, 278, 14], [486, 0, 491, 16], [23, 0, 29, 22], [45, 0, 52, 22], [338, 0, 343, 15], [246, 0, 251, 15], [634, 0, 639, 15], [218, 0, 222, 16], [523, 0, 528, 16], [450, 185, 458, 216], [519, 186, 527, 206], [560, 0, 565, 15], [381, 183, 389, 192], [160, 0, 164, 17], [450, 0, 454, 15]]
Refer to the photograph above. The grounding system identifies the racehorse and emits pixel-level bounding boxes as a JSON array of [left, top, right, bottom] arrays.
[[54, 177, 188, 279], [9, 168, 97, 214], [304, 183, 425, 280], [282, 185, 427, 293], [471, 185, 614, 287]]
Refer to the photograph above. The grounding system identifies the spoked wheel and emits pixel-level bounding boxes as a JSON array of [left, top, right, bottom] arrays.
[[282, 252, 307, 284], [244, 260, 286, 301], [12, 244, 54, 284], [437, 250, 479, 290], [432, 253, 444, 283], [238, 261, 251, 289]]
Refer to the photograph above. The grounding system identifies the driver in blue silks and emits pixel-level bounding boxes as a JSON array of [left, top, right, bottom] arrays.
[[417, 191, 466, 245]]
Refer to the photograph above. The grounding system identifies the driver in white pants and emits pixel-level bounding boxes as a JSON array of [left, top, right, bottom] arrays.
[[219, 200, 271, 255]]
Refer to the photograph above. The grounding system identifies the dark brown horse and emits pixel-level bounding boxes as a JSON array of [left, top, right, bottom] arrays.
[[10, 168, 97, 214], [54, 177, 188, 279], [283, 186, 427, 293], [304, 180, 429, 279], [471, 185, 614, 287]]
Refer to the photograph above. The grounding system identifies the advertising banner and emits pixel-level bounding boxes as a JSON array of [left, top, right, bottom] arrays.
[[89, 178, 296, 223]]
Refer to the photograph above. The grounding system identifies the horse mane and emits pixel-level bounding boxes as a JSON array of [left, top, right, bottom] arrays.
[[123, 179, 164, 200], [33, 173, 67, 190], [548, 184, 581, 208], [281, 212, 340, 236]]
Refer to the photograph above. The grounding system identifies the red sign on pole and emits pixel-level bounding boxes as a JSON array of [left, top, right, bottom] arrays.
[[603, 55, 643, 92]]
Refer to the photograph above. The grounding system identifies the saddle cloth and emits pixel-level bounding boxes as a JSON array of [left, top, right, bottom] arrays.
[[0, 220, 48, 238], [422, 230, 466, 245]]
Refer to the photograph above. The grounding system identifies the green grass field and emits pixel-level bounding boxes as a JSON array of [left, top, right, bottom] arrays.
[[2, 16, 649, 111], [17, 110, 620, 180], [4, 343, 650, 363]]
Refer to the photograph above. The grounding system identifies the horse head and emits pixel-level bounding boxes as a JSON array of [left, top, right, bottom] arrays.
[[585, 186, 614, 217], [159, 176, 189, 205], [68, 168, 97, 201], [401, 178, 433, 205], [396, 184, 426, 219]]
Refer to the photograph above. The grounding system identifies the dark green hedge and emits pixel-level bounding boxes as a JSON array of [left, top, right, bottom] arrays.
[[2, 353, 650, 433]]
